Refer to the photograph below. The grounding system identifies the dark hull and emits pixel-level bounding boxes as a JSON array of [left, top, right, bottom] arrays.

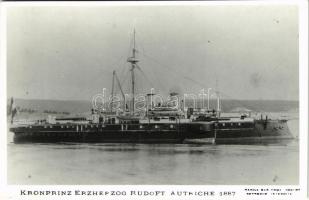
[[213, 119, 294, 144], [13, 131, 213, 144], [11, 123, 213, 144], [10, 119, 294, 144]]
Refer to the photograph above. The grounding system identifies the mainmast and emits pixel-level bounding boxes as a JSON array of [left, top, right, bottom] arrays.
[[127, 29, 139, 115], [110, 71, 115, 111], [215, 79, 221, 117]]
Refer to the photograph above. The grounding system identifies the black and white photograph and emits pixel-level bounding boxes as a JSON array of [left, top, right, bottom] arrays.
[[0, 1, 308, 199]]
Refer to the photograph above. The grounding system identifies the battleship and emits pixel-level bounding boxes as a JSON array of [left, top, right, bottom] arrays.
[[9, 31, 294, 144]]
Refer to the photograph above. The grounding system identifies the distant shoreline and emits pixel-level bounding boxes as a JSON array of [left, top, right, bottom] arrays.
[[7, 98, 299, 115], [7, 97, 299, 103]]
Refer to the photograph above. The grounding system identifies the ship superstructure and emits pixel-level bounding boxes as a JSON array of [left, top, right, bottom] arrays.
[[9, 31, 294, 144]]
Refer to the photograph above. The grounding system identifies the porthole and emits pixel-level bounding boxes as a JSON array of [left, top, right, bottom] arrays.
[[170, 125, 174, 128], [238, 123, 241, 126]]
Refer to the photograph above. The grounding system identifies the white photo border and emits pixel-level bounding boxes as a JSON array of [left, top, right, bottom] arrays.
[[0, 1, 308, 200]]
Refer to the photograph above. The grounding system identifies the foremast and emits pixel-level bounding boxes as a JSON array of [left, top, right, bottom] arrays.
[[127, 29, 139, 115]]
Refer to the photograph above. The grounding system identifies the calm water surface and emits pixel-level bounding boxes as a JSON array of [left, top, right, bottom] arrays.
[[7, 119, 299, 185]]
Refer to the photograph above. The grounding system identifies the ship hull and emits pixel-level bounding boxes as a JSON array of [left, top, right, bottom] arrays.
[[13, 131, 187, 144], [10, 119, 294, 144], [213, 119, 294, 144], [12, 131, 212, 144], [10, 122, 213, 144]]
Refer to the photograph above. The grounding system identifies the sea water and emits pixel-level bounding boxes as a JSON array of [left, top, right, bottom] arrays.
[[7, 117, 299, 185]]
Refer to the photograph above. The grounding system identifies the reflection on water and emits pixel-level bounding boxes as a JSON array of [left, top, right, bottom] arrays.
[[7, 119, 299, 185], [7, 141, 298, 185]]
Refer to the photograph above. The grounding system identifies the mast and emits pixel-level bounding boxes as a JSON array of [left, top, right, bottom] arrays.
[[111, 70, 115, 111], [127, 29, 139, 115], [114, 71, 126, 111], [215, 79, 220, 117]]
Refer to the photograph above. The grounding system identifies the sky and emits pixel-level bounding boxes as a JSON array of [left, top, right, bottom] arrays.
[[6, 4, 299, 101]]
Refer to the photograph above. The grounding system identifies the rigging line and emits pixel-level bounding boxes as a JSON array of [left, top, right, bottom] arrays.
[[142, 52, 220, 94], [129, 50, 164, 92], [127, 31, 134, 58], [136, 60, 167, 94], [149, 65, 169, 94], [113, 72, 129, 99], [140, 52, 253, 109], [141, 52, 208, 91], [120, 71, 130, 90], [141, 52, 197, 82], [135, 64, 155, 89], [135, 31, 146, 55], [138, 47, 253, 107], [141, 52, 178, 73], [111, 54, 126, 72], [133, 51, 258, 111], [118, 63, 127, 82], [129, 31, 156, 91], [114, 54, 130, 83], [93, 45, 127, 76]]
